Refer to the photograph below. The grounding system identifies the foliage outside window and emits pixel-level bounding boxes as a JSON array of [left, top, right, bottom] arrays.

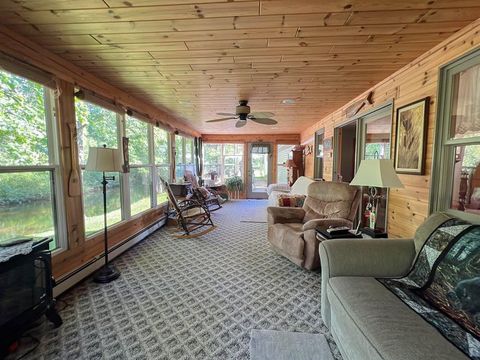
[[154, 127, 170, 204], [432, 50, 480, 216], [76, 99, 122, 235], [276, 144, 295, 184], [126, 116, 152, 216], [203, 143, 244, 183], [175, 135, 195, 180], [77, 101, 173, 236], [0, 69, 63, 250]]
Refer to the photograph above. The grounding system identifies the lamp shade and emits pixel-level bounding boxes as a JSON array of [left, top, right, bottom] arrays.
[[85, 146, 123, 172], [350, 159, 403, 188]]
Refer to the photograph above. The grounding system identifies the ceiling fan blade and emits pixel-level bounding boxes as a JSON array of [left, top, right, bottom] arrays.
[[249, 117, 278, 125], [216, 112, 237, 116], [249, 112, 274, 118], [235, 120, 247, 128], [206, 117, 237, 123]]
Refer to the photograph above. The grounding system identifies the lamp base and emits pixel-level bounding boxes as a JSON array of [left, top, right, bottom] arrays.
[[93, 264, 120, 283], [362, 227, 388, 238]]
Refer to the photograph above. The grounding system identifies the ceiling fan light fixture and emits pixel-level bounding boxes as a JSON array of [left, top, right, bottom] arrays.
[[282, 98, 296, 105]]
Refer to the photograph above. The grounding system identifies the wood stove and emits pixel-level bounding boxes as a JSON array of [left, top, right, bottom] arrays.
[[0, 238, 62, 357]]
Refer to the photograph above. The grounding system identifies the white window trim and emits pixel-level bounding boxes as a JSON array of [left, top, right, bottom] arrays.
[[203, 143, 244, 183], [0, 82, 66, 251]]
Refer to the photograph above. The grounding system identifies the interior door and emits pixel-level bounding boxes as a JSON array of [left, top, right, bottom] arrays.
[[358, 105, 393, 232], [247, 143, 272, 199], [333, 121, 358, 182]]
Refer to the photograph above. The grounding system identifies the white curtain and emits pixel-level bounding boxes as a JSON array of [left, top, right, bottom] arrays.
[[452, 64, 480, 138]]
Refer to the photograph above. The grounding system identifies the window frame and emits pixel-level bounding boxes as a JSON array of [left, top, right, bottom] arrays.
[[76, 99, 172, 239], [276, 144, 296, 185], [174, 134, 195, 180], [0, 72, 67, 251], [430, 47, 480, 222], [202, 143, 244, 183]]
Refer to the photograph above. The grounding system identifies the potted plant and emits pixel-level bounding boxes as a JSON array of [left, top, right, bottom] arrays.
[[225, 176, 243, 199]]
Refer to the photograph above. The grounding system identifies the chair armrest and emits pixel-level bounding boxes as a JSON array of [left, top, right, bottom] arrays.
[[319, 238, 416, 278], [267, 206, 305, 225], [303, 218, 352, 231]]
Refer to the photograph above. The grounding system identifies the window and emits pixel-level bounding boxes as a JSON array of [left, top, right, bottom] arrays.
[[76, 99, 122, 236], [203, 143, 244, 183], [432, 49, 480, 216], [126, 115, 152, 216], [276, 144, 295, 184], [175, 135, 195, 180], [76, 100, 173, 235], [0, 69, 64, 250], [154, 127, 170, 205]]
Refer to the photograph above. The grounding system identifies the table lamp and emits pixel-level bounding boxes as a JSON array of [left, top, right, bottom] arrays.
[[350, 159, 403, 237], [85, 145, 123, 283]]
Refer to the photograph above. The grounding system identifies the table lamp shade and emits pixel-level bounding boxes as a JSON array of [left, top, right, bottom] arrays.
[[350, 159, 403, 188], [85, 147, 123, 172]]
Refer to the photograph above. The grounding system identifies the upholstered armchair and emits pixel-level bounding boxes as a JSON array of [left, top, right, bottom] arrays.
[[267, 181, 361, 270]]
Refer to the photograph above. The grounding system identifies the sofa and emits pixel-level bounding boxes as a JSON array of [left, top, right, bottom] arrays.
[[319, 212, 470, 360], [267, 176, 314, 207], [267, 181, 361, 270]]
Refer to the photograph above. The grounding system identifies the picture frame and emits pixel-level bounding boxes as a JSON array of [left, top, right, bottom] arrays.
[[394, 97, 429, 175]]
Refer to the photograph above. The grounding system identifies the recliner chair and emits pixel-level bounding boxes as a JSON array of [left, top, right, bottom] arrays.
[[267, 181, 361, 270]]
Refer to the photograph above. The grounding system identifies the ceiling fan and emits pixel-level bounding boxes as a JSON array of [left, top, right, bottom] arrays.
[[206, 100, 277, 128]]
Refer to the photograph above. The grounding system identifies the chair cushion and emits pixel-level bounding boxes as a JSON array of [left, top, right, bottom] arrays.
[[327, 277, 468, 360], [182, 207, 206, 218], [269, 223, 304, 260]]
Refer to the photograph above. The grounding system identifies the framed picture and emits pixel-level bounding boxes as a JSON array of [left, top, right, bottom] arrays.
[[394, 97, 429, 174]]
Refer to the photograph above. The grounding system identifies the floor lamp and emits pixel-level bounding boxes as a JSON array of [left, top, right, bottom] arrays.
[[350, 159, 403, 237], [85, 145, 123, 283]]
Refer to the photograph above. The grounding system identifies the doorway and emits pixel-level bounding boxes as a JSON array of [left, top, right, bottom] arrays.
[[333, 121, 357, 182], [358, 105, 393, 232], [247, 143, 272, 199]]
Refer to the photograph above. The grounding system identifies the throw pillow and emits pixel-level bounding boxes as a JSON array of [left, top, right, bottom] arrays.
[[277, 194, 306, 207]]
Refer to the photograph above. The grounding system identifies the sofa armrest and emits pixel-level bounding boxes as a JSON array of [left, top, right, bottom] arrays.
[[267, 183, 290, 195], [267, 206, 305, 225], [319, 238, 416, 278], [319, 238, 416, 329], [303, 218, 352, 231]]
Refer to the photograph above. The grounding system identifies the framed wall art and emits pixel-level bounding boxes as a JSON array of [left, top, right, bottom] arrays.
[[394, 97, 429, 175]]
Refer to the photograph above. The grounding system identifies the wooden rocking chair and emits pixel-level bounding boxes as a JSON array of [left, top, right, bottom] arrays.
[[184, 170, 222, 212], [160, 177, 215, 238]]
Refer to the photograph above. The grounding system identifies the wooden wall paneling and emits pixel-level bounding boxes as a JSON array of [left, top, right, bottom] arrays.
[[55, 80, 86, 251], [300, 19, 480, 239]]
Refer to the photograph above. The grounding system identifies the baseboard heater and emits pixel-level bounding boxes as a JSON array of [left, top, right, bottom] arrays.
[[53, 217, 166, 297]]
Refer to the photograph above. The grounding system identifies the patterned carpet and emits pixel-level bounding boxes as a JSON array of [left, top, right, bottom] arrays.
[[17, 200, 341, 360]]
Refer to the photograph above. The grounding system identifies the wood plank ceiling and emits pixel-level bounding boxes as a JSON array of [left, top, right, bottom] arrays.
[[2, 0, 480, 134]]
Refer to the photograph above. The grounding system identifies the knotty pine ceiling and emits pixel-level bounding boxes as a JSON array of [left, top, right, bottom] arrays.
[[2, 1, 480, 134]]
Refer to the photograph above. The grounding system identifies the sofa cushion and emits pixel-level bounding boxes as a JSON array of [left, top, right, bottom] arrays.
[[269, 223, 304, 260], [290, 176, 314, 195], [277, 194, 306, 207], [327, 277, 468, 360]]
